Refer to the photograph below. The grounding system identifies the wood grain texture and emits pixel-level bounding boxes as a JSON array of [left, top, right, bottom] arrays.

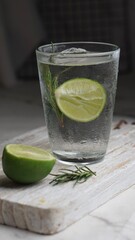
[[0, 117, 135, 235]]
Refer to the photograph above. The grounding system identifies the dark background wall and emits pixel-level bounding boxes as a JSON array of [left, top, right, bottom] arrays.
[[17, 0, 133, 80]]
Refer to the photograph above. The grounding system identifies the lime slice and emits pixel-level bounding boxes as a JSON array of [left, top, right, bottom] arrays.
[[2, 144, 56, 184], [55, 78, 106, 122]]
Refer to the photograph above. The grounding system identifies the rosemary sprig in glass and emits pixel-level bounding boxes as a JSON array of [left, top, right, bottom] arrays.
[[49, 165, 96, 186], [40, 63, 64, 126], [39, 42, 75, 127], [39, 62, 73, 127]]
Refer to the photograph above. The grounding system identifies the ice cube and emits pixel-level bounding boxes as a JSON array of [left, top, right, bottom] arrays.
[[50, 47, 88, 65], [61, 47, 87, 54], [49, 47, 112, 66]]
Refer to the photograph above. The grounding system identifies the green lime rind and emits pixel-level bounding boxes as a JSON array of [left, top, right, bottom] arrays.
[[2, 144, 56, 184], [55, 78, 106, 122]]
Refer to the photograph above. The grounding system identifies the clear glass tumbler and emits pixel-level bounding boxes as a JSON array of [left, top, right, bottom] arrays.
[[36, 42, 120, 164]]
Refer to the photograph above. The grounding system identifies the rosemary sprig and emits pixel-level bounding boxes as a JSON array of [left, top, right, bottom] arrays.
[[39, 63, 64, 127], [49, 165, 96, 186], [39, 65, 73, 127], [39, 43, 73, 127]]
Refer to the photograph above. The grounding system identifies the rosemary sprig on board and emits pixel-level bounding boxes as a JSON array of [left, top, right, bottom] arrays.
[[49, 165, 96, 186]]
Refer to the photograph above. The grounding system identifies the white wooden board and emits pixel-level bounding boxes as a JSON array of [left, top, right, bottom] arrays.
[[0, 117, 135, 235]]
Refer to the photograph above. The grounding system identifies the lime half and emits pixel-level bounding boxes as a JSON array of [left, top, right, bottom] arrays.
[[55, 78, 106, 122], [2, 144, 56, 184]]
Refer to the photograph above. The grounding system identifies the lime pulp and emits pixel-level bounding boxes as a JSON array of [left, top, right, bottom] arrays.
[[55, 78, 106, 122]]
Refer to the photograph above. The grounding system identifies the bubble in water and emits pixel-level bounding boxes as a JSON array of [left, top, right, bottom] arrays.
[[80, 140, 87, 144]]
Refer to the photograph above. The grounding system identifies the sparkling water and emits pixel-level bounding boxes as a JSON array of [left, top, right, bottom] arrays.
[[37, 45, 119, 164]]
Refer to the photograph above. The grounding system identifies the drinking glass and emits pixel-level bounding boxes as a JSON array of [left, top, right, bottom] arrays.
[[36, 42, 120, 164]]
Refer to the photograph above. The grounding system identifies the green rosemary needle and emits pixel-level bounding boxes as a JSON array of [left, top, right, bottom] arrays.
[[49, 165, 96, 186], [39, 42, 74, 127]]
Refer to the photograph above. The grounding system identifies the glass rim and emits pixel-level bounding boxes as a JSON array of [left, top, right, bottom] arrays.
[[36, 41, 120, 58]]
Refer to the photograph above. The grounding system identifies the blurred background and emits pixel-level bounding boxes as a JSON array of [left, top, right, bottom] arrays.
[[0, 0, 135, 142]]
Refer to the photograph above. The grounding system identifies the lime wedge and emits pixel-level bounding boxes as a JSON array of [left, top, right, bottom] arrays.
[[55, 78, 106, 122], [2, 144, 56, 184]]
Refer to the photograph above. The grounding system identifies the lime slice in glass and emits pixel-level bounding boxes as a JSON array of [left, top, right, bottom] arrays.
[[55, 78, 106, 122], [2, 144, 56, 184]]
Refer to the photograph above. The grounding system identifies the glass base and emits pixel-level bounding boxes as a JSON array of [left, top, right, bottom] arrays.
[[53, 151, 105, 165]]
